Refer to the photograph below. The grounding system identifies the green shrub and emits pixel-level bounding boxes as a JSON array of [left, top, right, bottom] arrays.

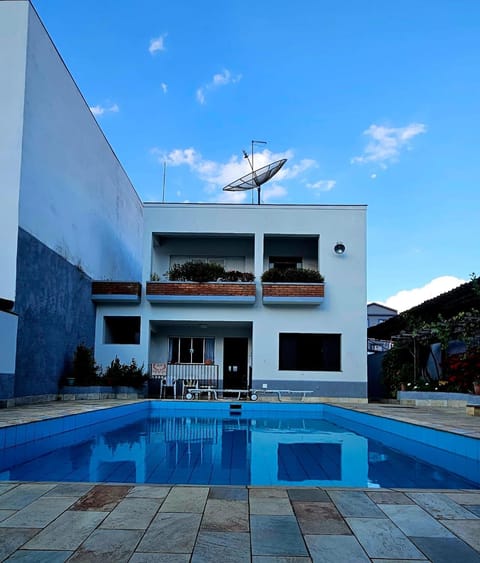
[[261, 267, 324, 283], [381, 344, 414, 397], [71, 344, 101, 385], [168, 261, 254, 283], [220, 270, 255, 282], [168, 261, 225, 282], [104, 357, 147, 389]]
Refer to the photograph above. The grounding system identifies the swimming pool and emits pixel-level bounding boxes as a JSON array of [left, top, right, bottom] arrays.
[[0, 402, 478, 488]]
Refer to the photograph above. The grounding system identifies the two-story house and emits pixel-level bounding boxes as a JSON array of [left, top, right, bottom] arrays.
[[92, 203, 367, 400]]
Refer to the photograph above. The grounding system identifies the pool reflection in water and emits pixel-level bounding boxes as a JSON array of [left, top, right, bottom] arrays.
[[1, 412, 477, 489]]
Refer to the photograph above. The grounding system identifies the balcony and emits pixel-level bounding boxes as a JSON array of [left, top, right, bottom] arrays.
[[146, 282, 256, 305], [262, 283, 325, 305], [91, 281, 141, 303]]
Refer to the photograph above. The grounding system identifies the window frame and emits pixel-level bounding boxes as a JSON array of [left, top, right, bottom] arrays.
[[168, 336, 215, 365]]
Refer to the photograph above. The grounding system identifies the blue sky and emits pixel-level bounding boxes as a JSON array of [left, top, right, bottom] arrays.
[[32, 0, 480, 310]]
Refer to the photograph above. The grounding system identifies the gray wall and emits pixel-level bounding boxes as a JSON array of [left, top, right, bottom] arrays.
[[14, 229, 95, 398]]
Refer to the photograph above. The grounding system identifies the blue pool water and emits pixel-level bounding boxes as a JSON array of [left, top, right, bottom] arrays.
[[0, 403, 478, 488]]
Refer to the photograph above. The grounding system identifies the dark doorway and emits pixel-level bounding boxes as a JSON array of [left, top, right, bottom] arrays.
[[223, 338, 249, 390]]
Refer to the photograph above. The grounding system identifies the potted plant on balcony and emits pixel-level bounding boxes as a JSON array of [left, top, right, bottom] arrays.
[[168, 261, 225, 282], [261, 267, 324, 283], [147, 261, 255, 302], [261, 268, 325, 304]]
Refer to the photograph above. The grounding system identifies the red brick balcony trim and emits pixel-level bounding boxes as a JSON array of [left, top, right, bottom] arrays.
[[146, 282, 256, 304], [92, 281, 141, 302], [262, 282, 325, 305]]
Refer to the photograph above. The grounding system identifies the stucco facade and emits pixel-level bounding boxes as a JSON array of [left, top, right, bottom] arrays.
[[94, 203, 368, 399]]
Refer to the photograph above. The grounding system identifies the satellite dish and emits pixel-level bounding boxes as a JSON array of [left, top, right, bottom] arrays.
[[223, 141, 287, 204]]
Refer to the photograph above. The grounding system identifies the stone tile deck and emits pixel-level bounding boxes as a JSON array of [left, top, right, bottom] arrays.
[[0, 483, 478, 561], [0, 400, 478, 561]]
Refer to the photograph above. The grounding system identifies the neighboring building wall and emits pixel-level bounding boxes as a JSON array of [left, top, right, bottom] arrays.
[[367, 303, 397, 354], [0, 311, 18, 403], [19, 5, 143, 282], [14, 229, 96, 398], [367, 303, 397, 327], [1, 2, 144, 401], [0, 1, 28, 305], [0, 1, 28, 401]]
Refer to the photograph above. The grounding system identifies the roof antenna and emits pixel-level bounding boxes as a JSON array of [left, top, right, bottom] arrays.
[[162, 161, 166, 203], [224, 140, 286, 205]]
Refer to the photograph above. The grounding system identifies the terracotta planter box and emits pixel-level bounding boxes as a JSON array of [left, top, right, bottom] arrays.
[[262, 283, 325, 305], [91, 281, 141, 303], [146, 282, 256, 304]]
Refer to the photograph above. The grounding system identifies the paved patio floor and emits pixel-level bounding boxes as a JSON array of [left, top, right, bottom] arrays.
[[0, 400, 479, 562]]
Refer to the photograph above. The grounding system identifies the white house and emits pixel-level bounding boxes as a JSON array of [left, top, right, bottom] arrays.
[[367, 303, 397, 354], [367, 303, 397, 327], [0, 0, 367, 405], [93, 203, 367, 400]]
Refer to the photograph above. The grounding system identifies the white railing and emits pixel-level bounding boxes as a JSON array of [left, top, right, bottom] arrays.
[[167, 363, 219, 387]]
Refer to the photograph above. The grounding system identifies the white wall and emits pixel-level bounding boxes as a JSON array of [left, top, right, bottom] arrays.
[[0, 2, 29, 302], [18, 5, 143, 281]]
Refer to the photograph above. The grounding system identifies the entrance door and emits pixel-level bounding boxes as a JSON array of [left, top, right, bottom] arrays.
[[223, 338, 249, 390]]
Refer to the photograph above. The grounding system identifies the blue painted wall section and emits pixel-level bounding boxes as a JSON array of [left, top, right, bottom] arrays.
[[0, 375, 15, 401], [14, 228, 96, 397]]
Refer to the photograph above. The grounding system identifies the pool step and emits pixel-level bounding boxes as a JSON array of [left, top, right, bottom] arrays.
[[229, 403, 242, 415]]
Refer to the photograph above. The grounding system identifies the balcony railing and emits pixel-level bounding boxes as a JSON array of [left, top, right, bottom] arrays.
[[262, 282, 325, 305], [146, 282, 256, 305], [91, 281, 141, 303]]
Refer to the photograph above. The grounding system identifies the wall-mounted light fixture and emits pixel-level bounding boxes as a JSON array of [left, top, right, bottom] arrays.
[[334, 242, 346, 255]]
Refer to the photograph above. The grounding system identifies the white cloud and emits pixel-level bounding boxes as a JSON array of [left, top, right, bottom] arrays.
[[282, 159, 317, 179], [149, 34, 167, 54], [151, 146, 317, 202], [196, 69, 242, 105], [196, 88, 206, 105], [351, 122, 426, 167], [89, 103, 119, 117], [371, 173, 377, 179], [262, 184, 288, 202], [383, 275, 466, 313], [160, 83, 168, 94], [212, 69, 240, 86], [306, 180, 336, 191]]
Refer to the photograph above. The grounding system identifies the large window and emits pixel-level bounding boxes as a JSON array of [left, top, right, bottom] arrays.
[[279, 333, 341, 371], [168, 337, 215, 364], [104, 316, 140, 344]]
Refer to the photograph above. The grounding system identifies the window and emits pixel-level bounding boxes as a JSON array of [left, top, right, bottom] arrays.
[[168, 337, 215, 364], [104, 316, 140, 344], [279, 333, 341, 371], [269, 256, 302, 270]]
